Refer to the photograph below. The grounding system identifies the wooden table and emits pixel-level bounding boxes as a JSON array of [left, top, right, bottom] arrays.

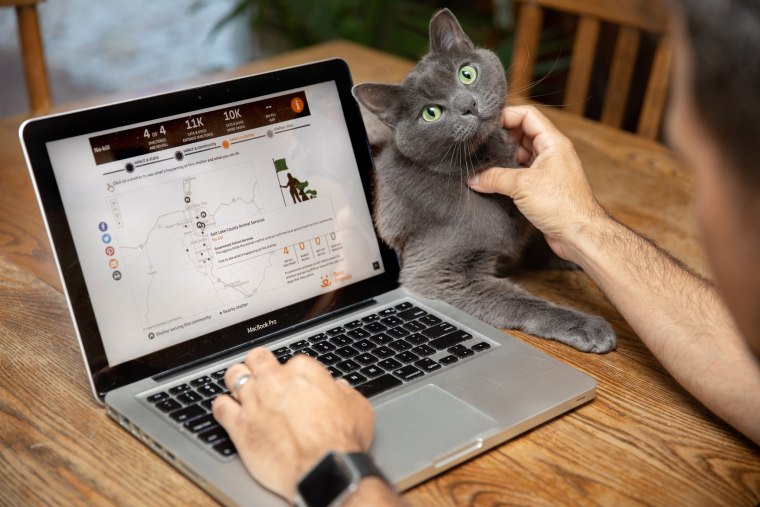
[[1, 40, 758, 506]]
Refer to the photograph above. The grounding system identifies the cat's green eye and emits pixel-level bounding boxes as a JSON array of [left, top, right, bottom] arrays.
[[459, 65, 477, 85], [422, 105, 442, 122]]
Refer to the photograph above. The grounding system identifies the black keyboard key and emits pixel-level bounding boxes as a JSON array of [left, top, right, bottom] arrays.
[[277, 353, 293, 364], [421, 323, 458, 339], [453, 348, 475, 358], [407, 333, 428, 345], [317, 353, 341, 366], [198, 426, 228, 444], [326, 326, 346, 336], [402, 321, 427, 332], [389, 339, 412, 352], [169, 404, 205, 423], [394, 302, 413, 311], [353, 339, 376, 352], [363, 322, 387, 334], [312, 341, 336, 354], [190, 376, 212, 387], [336, 345, 359, 358], [197, 383, 224, 397], [361, 314, 380, 323], [273, 346, 291, 356], [430, 330, 473, 350], [213, 439, 237, 457], [378, 308, 396, 317], [295, 347, 319, 358], [360, 365, 384, 378], [355, 353, 377, 365], [355, 374, 402, 398], [290, 340, 309, 350], [343, 372, 368, 386], [439, 355, 458, 366], [472, 341, 491, 352], [329, 334, 353, 347], [168, 384, 191, 395], [415, 357, 442, 373], [147, 392, 169, 403], [155, 398, 181, 412], [177, 391, 203, 405], [387, 326, 410, 339], [395, 351, 420, 363], [344, 320, 363, 330], [308, 333, 328, 343], [336, 359, 360, 372], [326, 366, 342, 378], [378, 358, 402, 370], [347, 328, 371, 340], [381, 315, 403, 327], [412, 344, 436, 357], [369, 333, 393, 345], [393, 365, 425, 382], [210, 368, 227, 379], [397, 307, 427, 321], [419, 314, 442, 326], [184, 414, 219, 433], [217, 379, 227, 388], [201, 397, 217, 410], [373, 346, 394, 359]]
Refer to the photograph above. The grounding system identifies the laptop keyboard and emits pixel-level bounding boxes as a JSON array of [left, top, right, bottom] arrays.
[[142, 301, 496, 458]]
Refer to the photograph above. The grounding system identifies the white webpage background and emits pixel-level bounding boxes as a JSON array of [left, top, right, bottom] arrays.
[[46, 81, 384, 366]]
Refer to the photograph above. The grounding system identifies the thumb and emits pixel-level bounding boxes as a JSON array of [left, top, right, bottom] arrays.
[[468, 167, 522, 196]]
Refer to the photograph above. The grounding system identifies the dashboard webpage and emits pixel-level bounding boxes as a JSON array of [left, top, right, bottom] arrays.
[[47, 81, 385, 367]]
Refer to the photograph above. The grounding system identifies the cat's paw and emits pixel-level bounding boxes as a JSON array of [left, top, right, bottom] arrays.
[[563, 315, 616, 353]]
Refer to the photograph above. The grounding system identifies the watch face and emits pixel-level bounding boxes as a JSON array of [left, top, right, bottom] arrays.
[[297, 453, 353, 507]]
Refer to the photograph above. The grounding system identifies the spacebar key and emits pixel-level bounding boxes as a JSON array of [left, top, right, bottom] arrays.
[[355, 374, 402, 399], [429, 330, 472, 350]]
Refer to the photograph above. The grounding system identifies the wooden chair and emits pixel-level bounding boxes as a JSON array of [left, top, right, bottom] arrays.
[[509, 0, 672, 139], [1, 0, 51, 114]]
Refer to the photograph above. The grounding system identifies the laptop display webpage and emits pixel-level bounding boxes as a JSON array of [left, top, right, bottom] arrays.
[[44, 80, 385, 367]]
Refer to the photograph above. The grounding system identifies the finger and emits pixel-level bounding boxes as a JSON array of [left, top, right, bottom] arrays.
[[244, 347, 281, 380], [468, 167, 522, 196], [515, 146, 533, 166], [225, 363, 251, 393], [285, 353, 332, 382], [502, 105, 566, 152], [212, 394, 242, 431]]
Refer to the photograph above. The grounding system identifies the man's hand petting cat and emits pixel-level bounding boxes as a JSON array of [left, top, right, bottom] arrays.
[[467, 105, 607, 263]]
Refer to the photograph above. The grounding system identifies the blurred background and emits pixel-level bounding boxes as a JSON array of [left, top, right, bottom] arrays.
[[1, 0, 663, 135], [0, 0, 525, 117]]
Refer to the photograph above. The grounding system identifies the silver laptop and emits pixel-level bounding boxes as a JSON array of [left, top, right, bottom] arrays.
[[20, 59, 595, 506]]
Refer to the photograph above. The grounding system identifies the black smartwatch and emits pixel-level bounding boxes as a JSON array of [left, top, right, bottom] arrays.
[[295, 451, 388, 507]]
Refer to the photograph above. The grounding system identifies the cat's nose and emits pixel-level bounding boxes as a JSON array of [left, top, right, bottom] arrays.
[[461, 100, 478, 116]]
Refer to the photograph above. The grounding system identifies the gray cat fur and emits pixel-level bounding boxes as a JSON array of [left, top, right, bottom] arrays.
[[352, 9, 615, 353]]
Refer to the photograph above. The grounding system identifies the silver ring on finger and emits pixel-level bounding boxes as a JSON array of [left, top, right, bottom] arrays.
[[230, 373, 252, 398]]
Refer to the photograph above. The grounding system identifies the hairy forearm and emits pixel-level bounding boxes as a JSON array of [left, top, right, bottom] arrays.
[[569, 215, 760, 444]]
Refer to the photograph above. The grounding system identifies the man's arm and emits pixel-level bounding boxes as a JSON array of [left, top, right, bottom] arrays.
[[469, 105, 760, 445]]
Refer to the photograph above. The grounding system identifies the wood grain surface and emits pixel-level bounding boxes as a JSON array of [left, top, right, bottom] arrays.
[[1, 40, 758, 506]]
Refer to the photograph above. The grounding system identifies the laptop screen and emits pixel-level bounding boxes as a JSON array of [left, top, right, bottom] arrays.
[[22, 60, 400, 397]]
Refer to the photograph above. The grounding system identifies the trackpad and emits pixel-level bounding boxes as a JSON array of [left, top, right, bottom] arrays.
[[371, 384, 499, 481]]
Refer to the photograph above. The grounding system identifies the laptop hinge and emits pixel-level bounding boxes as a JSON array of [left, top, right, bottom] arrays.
[[152, 298, 378, 381]]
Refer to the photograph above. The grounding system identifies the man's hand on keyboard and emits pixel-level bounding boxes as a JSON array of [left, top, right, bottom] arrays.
[[212, 347, 375, 503]]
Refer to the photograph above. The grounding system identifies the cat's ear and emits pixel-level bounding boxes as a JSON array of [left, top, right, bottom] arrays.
[[429, 8, 474, 54], [352, 83, 404, 127]]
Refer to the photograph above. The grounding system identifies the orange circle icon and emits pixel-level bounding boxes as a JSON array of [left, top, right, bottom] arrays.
[[222, 140, 231, 149], [291, 97, 304, 113]]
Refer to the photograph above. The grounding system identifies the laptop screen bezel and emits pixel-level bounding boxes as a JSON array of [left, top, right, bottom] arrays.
[[21, 59, 401, 399]]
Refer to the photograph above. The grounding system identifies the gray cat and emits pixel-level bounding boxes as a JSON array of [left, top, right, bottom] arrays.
[[352, 9, 615, 353]]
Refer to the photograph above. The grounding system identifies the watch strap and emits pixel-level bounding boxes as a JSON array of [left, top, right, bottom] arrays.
[[345, 452, 389, 485]]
